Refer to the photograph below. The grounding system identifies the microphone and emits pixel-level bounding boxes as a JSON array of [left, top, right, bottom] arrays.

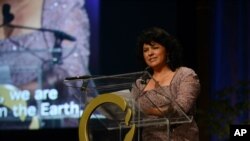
[[2, 3, 14, 25], [52, 30, 76, 42], [50, 30, 76, 64], [64, 75, 92, 81], [140, 66, 150, 84], [39, 28, 76, 42]]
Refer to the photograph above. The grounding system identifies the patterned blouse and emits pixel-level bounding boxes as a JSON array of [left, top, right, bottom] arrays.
[[131, 67, 200, 141]]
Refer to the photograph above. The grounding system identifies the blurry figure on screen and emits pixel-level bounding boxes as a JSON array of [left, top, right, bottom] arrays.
[[131, 27, 200, 141], [0, 0, 90, 129]]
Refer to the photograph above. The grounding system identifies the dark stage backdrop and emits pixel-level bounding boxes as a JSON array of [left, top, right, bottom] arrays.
[[209, 0, 250, 140], [98, 0, 197, 75]]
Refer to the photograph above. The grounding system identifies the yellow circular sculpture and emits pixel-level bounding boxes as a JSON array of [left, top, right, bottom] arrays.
[[79, 94, 135, 141]]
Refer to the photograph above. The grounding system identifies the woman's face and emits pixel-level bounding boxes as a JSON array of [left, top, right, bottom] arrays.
[[143, 42, 167, 69]]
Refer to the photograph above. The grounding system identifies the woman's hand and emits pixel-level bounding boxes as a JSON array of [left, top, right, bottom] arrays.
[[144, 106, 169, 117]]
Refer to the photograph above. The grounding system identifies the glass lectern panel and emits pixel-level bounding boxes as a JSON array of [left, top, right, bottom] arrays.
[[64, 71, 193, 141]]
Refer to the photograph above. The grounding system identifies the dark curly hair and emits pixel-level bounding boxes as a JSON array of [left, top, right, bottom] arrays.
[[137, 27, 183, 71]]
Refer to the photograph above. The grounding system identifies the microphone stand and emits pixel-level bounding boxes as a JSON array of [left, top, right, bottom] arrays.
[[1, 23, 76, 64]]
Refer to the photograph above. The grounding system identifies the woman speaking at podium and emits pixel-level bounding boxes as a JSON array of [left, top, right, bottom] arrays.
[[0, 0, 90, 129], [131, 27, 200, 141]]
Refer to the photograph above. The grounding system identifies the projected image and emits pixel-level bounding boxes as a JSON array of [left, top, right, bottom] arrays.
[[0, 0, 92, 130]]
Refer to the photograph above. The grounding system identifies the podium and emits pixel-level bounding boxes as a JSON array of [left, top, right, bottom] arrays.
[[64, 71, 193, 141]]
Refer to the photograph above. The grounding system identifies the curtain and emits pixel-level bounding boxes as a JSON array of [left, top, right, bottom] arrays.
[[210, 0, 250, 140]]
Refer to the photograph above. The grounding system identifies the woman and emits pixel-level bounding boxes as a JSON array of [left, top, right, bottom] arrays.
[[0, 0, 90, 129], [0, 0, 90, 88], [131, 27, 200, 141]]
